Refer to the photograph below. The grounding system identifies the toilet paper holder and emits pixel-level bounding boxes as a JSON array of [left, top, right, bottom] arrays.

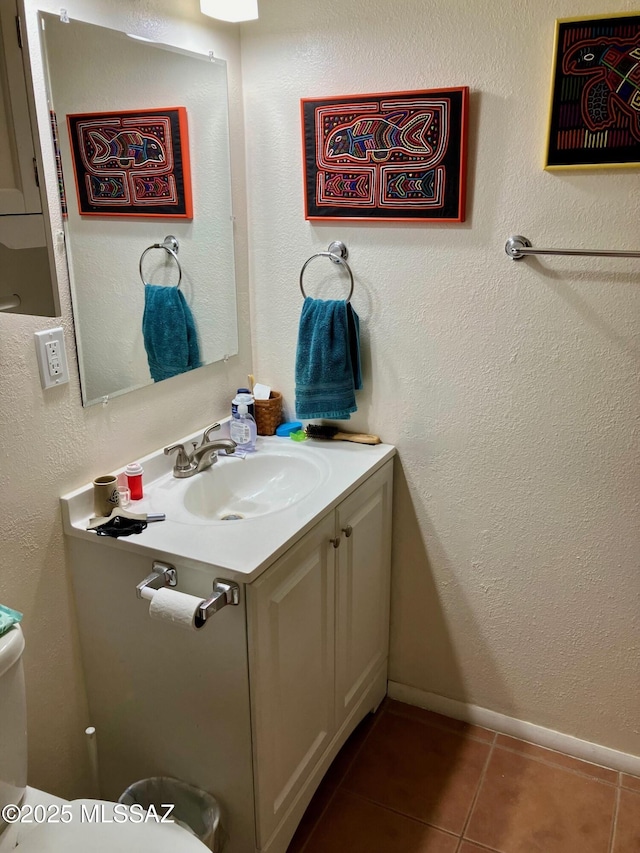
[[136, 560, 240, 626], [195, 578, 240, 627], [136, 561, 178, 597]]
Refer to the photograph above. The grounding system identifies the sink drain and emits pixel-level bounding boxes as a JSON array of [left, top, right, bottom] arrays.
[[220, 513, 244, 521]]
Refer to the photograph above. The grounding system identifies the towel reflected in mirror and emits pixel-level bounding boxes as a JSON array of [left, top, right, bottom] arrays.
[[142, 284, 201, 382]]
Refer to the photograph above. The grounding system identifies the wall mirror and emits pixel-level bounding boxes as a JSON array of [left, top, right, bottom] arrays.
[[40, 13, 238, 406]]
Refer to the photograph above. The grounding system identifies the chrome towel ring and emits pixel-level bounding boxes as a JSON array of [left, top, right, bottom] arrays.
[[139, 235, 182, 288], [299, 240, 354, 302]]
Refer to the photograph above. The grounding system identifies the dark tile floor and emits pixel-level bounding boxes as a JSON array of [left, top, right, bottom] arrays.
[[287, 699, 640, 853]]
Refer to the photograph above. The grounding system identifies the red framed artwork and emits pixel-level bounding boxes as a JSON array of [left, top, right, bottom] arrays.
[[66, 106, 193, 218], [301, 87, 469, 222]]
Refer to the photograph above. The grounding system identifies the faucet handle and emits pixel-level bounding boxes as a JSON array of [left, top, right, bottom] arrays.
[[202, 422, 221, 444], [164, 443, 192, 471]]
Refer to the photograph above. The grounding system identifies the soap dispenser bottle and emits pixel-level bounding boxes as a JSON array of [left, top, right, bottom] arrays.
[[230, 402, 257, 452]]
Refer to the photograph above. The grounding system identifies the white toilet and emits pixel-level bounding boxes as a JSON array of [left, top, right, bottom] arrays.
[[0, 625, 209, 852]]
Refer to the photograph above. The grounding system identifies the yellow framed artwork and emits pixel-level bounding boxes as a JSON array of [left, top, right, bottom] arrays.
[[545, 12, 640, 169]]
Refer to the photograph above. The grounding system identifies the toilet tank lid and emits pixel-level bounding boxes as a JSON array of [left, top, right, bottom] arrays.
[[0, 625, 24, 678]]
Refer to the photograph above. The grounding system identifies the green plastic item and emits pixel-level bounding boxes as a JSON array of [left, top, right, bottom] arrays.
[[290, 429, 307, 441], [0, 604, 23, 637]]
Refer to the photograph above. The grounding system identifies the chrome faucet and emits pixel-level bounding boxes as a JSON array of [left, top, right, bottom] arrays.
[[164, 423, 237, 478]]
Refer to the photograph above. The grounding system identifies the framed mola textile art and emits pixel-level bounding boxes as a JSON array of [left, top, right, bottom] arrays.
[[301, 87, 469, 221], [546, 13, 640, 169], [67, 107, 193, 217]]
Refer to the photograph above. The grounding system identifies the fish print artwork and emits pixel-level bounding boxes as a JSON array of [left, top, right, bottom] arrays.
[[302, 88, 468, 221], [325, 111, 446, 163], [86, 129, 166, 167], [546, 13, 640, 169], [66, 107, 192, 217]]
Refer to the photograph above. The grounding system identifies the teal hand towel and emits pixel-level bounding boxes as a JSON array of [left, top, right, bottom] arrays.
[[142, 284, 201, 383], [0, 603, 23, 637], [295, 297, 362, 420]]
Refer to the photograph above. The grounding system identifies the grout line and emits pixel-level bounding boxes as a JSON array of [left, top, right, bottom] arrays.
[[386, 705, 496, 746], [457, 841, 503, 853], [337, 717, 499, 845], [340, 734, 497, 847], [492, 731, 626, 776], [456, 735, 496, 851], [616, 771, 640, 792], [491, 741, 620, 787], [339, 789, 459, 839], [608, 785, 621, 853]]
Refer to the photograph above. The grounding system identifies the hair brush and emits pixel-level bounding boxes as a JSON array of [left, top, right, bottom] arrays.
[[305, 424, 381, 444]]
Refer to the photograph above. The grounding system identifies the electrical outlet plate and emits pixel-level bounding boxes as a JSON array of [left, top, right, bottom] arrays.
[[34, 327, 69, 389]]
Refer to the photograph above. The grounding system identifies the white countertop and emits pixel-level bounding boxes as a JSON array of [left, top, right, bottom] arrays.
[[60, 429, 395, 583]]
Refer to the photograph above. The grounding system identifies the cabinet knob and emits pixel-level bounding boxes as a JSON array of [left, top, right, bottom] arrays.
[[329, 537, 341, 548], [342, 525, 353, 538]]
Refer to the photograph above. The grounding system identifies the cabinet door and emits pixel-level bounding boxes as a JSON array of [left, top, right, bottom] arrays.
[[0, 0, 41, 215], [247, 514, 336, 848], [335, 461, 393, 727]]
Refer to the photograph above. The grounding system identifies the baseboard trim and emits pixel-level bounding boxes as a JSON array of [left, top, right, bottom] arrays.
[[387, 681, 640, 777]]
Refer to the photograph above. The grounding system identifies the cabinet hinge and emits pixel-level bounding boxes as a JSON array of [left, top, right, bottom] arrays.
[[15, 15, 23, 49], [32, 159, 39, 187]]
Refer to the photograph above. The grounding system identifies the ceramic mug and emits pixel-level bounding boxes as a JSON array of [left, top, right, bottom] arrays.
[[93, 475, 120, 517]]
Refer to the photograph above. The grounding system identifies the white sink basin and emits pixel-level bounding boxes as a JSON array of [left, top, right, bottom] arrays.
[[150, 446, 330, 524], [61, 429, 395, 580]]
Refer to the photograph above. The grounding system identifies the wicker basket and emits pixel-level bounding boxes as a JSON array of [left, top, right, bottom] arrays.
[[254, 390, 283, 436]]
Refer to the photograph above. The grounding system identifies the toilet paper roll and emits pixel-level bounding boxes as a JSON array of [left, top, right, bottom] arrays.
[[148, 587, 203, 631]]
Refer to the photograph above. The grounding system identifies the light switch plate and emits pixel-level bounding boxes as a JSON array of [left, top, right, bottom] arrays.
[[34, 327, 69, 389]]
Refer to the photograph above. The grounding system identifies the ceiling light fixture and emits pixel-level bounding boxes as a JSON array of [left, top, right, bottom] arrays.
[[200, 0, 258, 22]]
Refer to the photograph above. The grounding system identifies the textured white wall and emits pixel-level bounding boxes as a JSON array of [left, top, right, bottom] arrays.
[[242, 1, 640, 754], [2, 0, 639, 803], [0, 0, 250, 797]]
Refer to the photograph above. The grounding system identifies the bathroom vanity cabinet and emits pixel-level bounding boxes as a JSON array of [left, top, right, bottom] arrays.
[[62, 438, 394, 853], [248, 463, 391, 848]]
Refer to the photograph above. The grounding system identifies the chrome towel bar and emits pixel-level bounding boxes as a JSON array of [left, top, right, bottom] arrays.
[[506, 234, 640, 261]]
